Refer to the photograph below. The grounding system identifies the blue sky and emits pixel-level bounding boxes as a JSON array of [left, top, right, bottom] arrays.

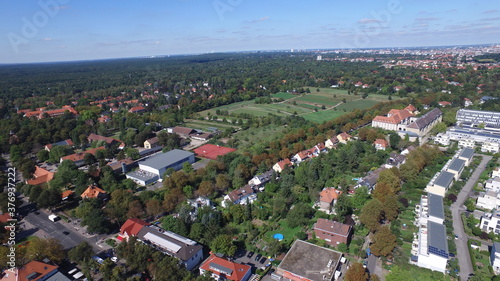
[[1, 0, 499, 63]]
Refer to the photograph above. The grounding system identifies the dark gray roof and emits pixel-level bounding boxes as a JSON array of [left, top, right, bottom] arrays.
[[448, 158, 465, 173], [407, 108, 442, 129], [434, 171, 454, 188], [137, 226, 202, 262], [427, 221, 448, 258], [278, 240, 342, 281], [139, 149, 194, 170], [459, 147, 474, 160], [494, 242, 500, 253], [428, 194, 444, 220]]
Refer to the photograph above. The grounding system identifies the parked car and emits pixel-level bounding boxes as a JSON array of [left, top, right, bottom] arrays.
[[247, 251, 254, 258], [260, 257, 267, 264], [255, 254, 262, 262]]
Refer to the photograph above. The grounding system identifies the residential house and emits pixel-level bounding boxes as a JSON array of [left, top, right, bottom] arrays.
[[477, 191, 500, 210], [26, 166, 54, 186], [273, 159, 292, 173], [458, 147, 474, 166], [248, 169, 274, 189], [325, 137, 339, 149], [480, 210, 500, 234], [119, 218, 151, 241], [87, 133, 125, 149], [459, 138, 475, 149], [98, 115, 111, 123], [80, 185, 108, 200], [60, 146, 105, 167], [438, 101, 451, 107], [0, 260, 70, 281], [486, 177, 500, 193], [385, 152, 406, 168], [415, 194, 444, 225], [434, 133, 450, 146], [491, 242, 500, 274], [444, 157, 466, 180], [187, 197, 215, 219], [199, 253, 252, 281], [313, 218, 352, 246], [357, 167, 387, 191], [44, 139, 73, 152], [337, 132, 352, 144], [464, 98, 473, 107], [373, 138, 389, 150], [222, 185, 256, 208], [128, 106, 146, 113], [61, 190, 74, 201], [318, 188, 342, 212], [144, 137, 159, 149], [425, 171, 454, 197], [277, 240, 342, 281], [493, 167, 500, 178], [482, 142, 500, 153], [413, 221, 449, 273]]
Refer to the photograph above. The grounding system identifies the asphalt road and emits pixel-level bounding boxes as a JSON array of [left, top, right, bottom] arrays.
[[451, 155, 492, 281]]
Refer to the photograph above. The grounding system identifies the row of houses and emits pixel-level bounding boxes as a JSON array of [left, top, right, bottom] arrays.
[[410, 148, 473, 273], [435, 126, 500, 154]]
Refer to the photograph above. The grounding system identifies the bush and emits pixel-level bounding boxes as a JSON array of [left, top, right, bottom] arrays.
[[296, 231, 307, 240], [447, 193, 457, 203], [472, 227, 482, 236]]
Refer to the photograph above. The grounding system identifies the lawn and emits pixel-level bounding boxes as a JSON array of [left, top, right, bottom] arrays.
[[197, 87, 402, 124], [271, 92, 296, 100], [233, 124, 288, 151], [183, 119, 240, 131], [266, 220, 301, 246]]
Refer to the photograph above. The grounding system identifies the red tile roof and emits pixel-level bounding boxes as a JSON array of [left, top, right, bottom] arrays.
[[199, 253, 251, 281], [1, 260, 58, 281], [373, 138, 389, 148], [319, 188, 342, 203], [120, 218, 150, 236], [314, 218, 352, 237], [277, 158, 292, 170], [61, 146, 105, 162], [81, 185, 107, 199], [372, 109, 412, 124], [128, 106, 146, 113], [26, 166, 54, 186]]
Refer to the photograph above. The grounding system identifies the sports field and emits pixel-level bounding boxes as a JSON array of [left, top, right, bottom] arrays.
[[198, 88, 401, 123]]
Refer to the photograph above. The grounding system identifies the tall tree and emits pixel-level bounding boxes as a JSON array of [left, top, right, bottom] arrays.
[[344, 262, 369, 281], [359, 199, 383, 232], [370, 226, 397, 257]]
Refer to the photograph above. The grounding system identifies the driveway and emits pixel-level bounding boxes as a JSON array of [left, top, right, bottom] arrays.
[[450, 154, 492, 281]]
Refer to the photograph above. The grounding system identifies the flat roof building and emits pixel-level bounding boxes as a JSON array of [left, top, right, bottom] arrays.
[[425, 171, 455, 197], [457, 109, 500, 130], [277, 239, 342, 281], [138, 149, 195, 178]]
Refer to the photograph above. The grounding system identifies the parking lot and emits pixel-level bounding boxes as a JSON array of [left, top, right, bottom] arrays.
[[233, 249, 271, 269]]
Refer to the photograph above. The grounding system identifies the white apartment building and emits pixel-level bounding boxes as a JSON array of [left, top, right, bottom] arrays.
[[482, 142, 500, 153], [456, 109, 500, 130], [480, 210, 500, 234], [491, 242, 500, 274], [477, 190, 500, 210], [411, 221, 449, 273], [486, 177, 500, 193]]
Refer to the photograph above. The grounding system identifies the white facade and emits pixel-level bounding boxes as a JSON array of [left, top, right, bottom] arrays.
[[412, 221, 448, 273], [434, 133, 450, 146], [493, 168, 500, 179], [491, 242, 500, 274], [458, 138, 475, 149], [486, 177, 500, 193], [477, 191, 500, 210], [482, 142, 500, 153], [480, 211, 500, 234]]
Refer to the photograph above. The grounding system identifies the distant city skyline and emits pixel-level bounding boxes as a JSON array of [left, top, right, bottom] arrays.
[[1, 0, 500, 64]]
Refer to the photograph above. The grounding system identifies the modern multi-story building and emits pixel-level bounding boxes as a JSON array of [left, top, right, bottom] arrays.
[[491, 242, 500, 274], [481, 210, 500, 235], [413, 221, 449, 273], [456, 109, 500, 130], [477, 190, 500, 210], [425, 171, 455, 197]]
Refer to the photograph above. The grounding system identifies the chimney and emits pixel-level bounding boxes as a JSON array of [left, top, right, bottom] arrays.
[[121, 162, 127, 173]]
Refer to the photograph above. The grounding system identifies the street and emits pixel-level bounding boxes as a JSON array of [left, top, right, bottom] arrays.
[[450, 154, 492, 281]]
